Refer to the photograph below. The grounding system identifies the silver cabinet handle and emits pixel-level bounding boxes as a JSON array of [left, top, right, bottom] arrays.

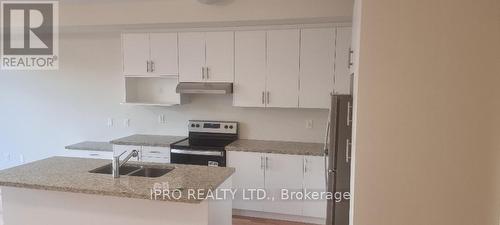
[[262, 92, 265, 105], [151, 61, 155, 72], [265, 156, 269, 170], [148, 151, 161, 154], [89, 153, 100, 157], [266, 92, 270, 104], [348, 48, 354, 68], [303, 158, 308, 173], [206, 67, 209, 80], [260, 156, 264, 170], [347, 101, 353, 126], [201, 67, 205, 79], [146, 61, 150, 72]]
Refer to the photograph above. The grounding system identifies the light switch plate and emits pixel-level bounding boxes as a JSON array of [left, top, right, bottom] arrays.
[[306, 120, 314, 129]]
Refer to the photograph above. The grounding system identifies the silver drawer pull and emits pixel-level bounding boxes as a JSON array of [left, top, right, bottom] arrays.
[[148, 151, 162, 154], [171, 149, 223, 156], [89, 153, 100, 156]]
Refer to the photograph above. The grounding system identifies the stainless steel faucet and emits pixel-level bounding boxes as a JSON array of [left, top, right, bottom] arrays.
[[112, 150, 139, 178]]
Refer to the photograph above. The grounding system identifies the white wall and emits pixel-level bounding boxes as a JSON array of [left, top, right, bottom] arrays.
[[59, 0, 353, 27], [351, 0, 500, 224], [0, 0, 355, 169]]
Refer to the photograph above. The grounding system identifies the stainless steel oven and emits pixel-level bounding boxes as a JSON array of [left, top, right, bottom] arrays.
[[170, 120, 238, 167]]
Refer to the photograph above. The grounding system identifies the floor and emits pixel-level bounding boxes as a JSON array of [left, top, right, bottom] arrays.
[[233, 215, 315, 225]]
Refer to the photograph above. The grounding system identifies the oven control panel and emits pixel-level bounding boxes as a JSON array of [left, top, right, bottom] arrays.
[[188, 120, 238, 134]]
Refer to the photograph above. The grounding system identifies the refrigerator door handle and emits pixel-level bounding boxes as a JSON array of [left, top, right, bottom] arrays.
[[346, 139, 352, 163]]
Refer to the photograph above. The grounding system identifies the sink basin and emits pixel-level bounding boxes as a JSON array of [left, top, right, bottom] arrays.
[[89, 164, 173, 178], [89, 164, 141, 175], [129, 167, 173, 178]]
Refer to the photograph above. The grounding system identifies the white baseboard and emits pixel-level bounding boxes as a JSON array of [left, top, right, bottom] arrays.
[[233, 209, 325, 225]]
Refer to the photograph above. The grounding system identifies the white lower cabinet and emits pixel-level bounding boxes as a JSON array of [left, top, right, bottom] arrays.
[[302, 156, 327, 218], [141, 146, 170, 163], [228, 151, 326, 218], [64, 150, 113, 160], [227, 151, 265, 212], [263, 153, 304, 216]]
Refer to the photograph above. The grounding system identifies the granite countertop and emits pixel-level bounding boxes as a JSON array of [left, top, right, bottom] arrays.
[[65, 141, 113, 152], [110, 134, 186, 147], [225, 139, 325, 156], [0, 157, 234, 204]]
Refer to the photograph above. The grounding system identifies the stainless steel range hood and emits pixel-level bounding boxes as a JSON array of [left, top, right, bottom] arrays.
[[176, 82, 233, 94]]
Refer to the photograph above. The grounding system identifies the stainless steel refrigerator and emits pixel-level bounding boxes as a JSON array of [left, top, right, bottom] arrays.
[[325, 94, 353, 225]]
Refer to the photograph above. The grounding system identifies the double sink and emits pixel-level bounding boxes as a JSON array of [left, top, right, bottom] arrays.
[[89, 164, 173, 178]]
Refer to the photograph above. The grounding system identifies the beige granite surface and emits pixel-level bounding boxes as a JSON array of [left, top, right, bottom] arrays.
[[65, 141, 113, 152], [0, 157, 234, 204], [110, 134, 186, 147], [225, 139, 325, 156]]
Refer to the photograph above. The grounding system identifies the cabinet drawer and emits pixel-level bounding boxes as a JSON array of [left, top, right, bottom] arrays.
[[141, 146, 170, 158], [141, 156, 170, 163], [64, 150, 113, 160]]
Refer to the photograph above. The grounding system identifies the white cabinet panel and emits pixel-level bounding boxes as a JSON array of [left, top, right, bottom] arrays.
[[141, 146, 170, 163], [263, 153, 303, 216], [303, 156, 327, 218], [179, 32, 206, 82], [63, 150, 113, 160], [150, 33, 178, 76], [113, 145, 141, 162], [122, 33, 150, 76], [227, 151, 266, 212], [234, 31, 267, 107], [205, 31, 234, 82], [266, 29, 300, 108], [333, 27, 352, 95], [299, 28, 336, 109]]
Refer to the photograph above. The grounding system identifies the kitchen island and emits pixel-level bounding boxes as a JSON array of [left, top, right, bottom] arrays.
[[0, 157, 234, 225]]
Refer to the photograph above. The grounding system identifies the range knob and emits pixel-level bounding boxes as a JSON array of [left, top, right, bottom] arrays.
[[229, 125, 234, 129], [196, 124, 200, 128], [191, 124, 195, 128], [224, 125, 229, 129]]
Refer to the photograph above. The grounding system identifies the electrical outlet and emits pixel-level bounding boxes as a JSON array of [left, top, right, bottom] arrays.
[[158, 115, 167, 124], [124, 119, 130, 127], [107, 118, 114, 127], [306, 120, 314, 129]]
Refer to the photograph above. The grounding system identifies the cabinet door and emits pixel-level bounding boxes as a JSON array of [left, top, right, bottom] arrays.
[[179, 32, 205, 82], [303, 156, 327, 218], [205, 31, 234, 82], [150, 33, 179, 76], [299, 28, 336, 109], [122, 33, 150, 76], [234, 31, 267, 107], [333, 27, 353, 94], [263, 153, 304, 216], [227, 151, 266, 212], [113, 145, 141, 162], [141, 146, 170, 163], [266, 29, 300, 108]]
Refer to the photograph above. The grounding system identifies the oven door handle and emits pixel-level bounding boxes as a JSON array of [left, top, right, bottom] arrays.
[[171, 149, 223, 157]]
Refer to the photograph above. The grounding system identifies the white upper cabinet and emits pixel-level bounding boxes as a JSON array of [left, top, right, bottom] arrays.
[[299, 28, 336, 109], [334, 27, 353, 95], [179, 31, 234, 83], [149, 33, 178, 76], [234, 31, 267, 107], [122, 33, 178, 77], [179, 32, 206, 82], [122, 33, 150, 76], [205, 31, 234, 82], [266, 29, 300, 108]]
